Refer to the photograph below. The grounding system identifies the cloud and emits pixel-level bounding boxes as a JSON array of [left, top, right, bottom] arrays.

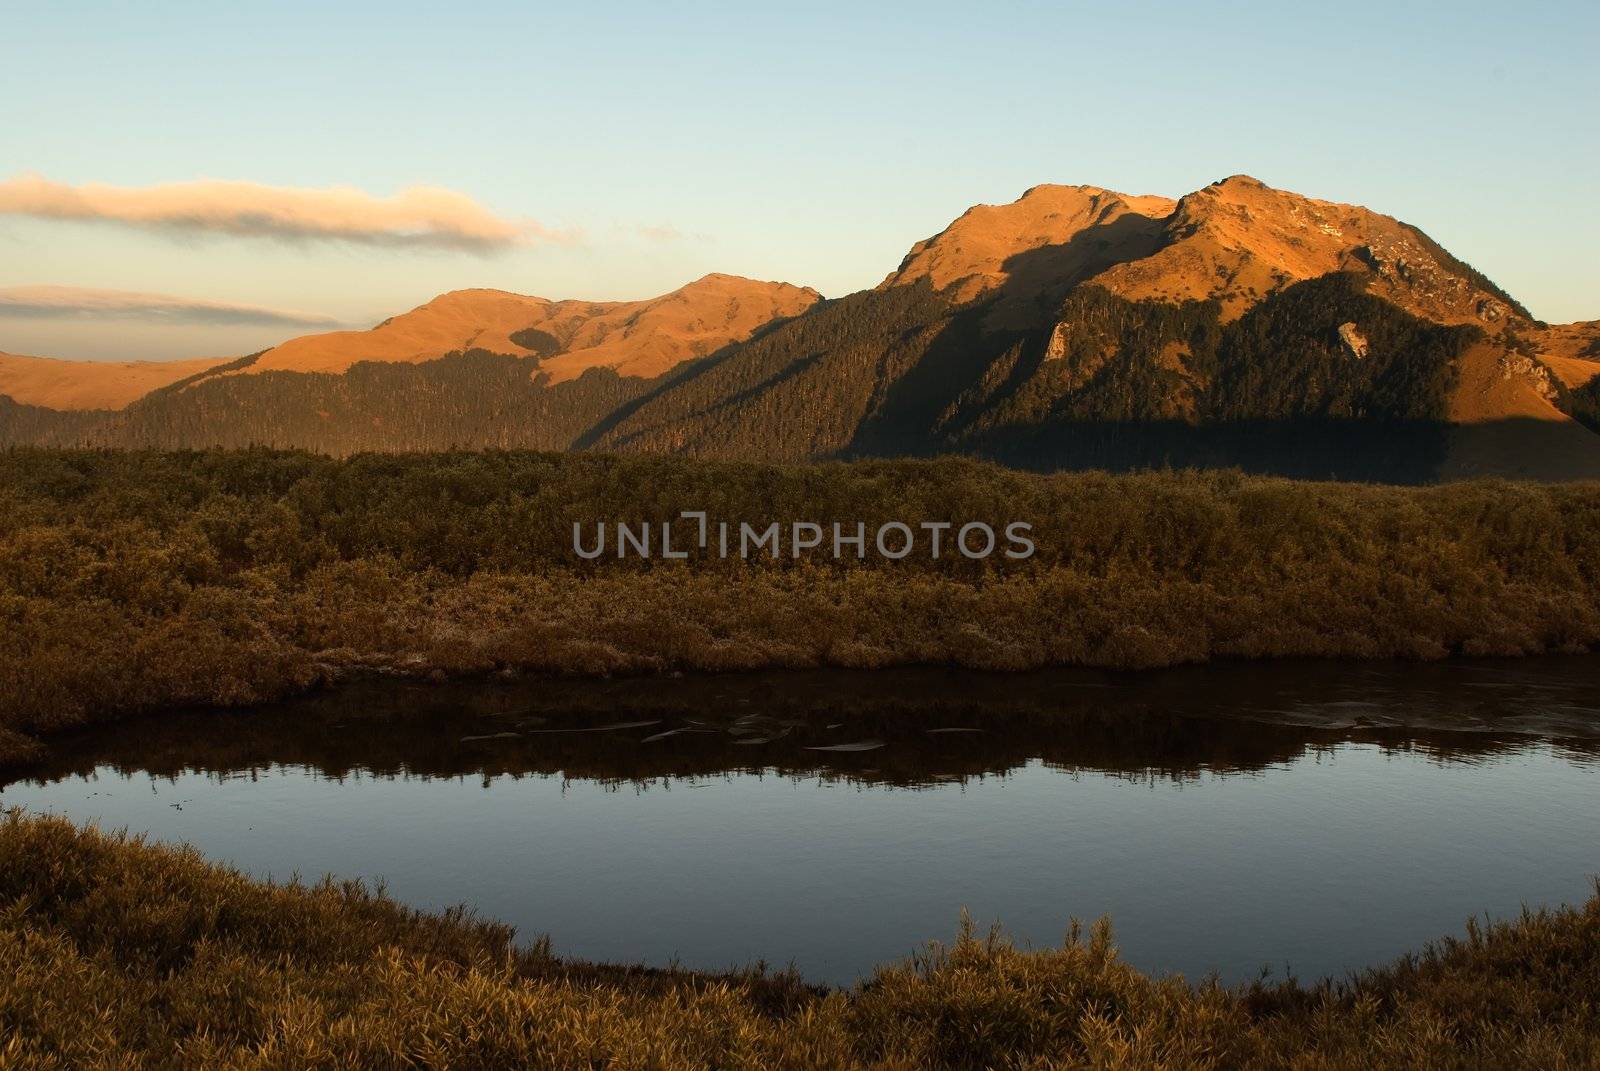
[[0, 285, 346, 328], [635, 223, 684, 243], [0, 174, 569, 251]]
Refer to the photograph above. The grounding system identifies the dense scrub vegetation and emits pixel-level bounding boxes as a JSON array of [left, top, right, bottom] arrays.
[[4, 810, 1599, 1069], [1205, 273, 1471, 421], [963, 288, 1216, 431], [7, 350, 659, 454], [3, 448, 1600, 763], [1558, 376, 1600, 436]]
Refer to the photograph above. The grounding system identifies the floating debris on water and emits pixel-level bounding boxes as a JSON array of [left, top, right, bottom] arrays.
[[734, 729, 792, 746], [526, 720, 662, 734], [804, 741, 885, 752], [640, 729, 718, 743]]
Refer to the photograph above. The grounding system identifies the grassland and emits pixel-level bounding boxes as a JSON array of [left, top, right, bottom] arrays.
[[0, 810, 1596, 1069], [4, 447, 1600, 763]]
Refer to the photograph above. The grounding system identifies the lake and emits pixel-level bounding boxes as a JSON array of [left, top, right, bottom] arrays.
[[4, 658, 1599, 988]]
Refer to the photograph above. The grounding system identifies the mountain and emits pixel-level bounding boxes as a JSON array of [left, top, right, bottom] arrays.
[[0, 275, 822, 454], [241, 273, 821, 383], [3, 177, 1598, 481], [592, 177, 1600, 480]]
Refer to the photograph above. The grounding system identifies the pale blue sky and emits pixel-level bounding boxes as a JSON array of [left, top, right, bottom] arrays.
[[2, 0, 1596, 360]]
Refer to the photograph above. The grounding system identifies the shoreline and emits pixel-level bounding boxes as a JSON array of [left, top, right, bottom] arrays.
[[7, 650, 1599, 775]]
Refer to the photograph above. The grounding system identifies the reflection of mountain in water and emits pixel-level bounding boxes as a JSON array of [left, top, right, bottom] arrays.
[[9, 659, 1599, 791]]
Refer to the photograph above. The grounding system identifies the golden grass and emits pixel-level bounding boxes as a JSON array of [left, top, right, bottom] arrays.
[[3, 448, 1600, 764], [2, 811, 1597, 1069]]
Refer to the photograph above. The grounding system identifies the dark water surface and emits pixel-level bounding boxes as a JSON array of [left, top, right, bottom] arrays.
[[5, 659, 1600, 987]]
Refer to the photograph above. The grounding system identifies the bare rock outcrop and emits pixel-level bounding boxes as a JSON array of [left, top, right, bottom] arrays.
[[1338, 322, 1370, 359]]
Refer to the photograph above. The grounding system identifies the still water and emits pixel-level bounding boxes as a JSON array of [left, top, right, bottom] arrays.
[[4, 659, 1600, 987]]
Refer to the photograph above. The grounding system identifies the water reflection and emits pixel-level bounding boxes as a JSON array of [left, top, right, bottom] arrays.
[[5, 658, 1599, 987], [10, 658, 1600, 791]]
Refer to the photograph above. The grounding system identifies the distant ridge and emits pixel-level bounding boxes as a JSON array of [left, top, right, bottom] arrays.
[[4, 177, 1599, 481], [243, 273, 821, 383], [0, 351, 230, 411]]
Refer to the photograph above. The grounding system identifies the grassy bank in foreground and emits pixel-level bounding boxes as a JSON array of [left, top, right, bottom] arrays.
[[2, 811, 1598, 1069], [4, 448, 1600, 762]]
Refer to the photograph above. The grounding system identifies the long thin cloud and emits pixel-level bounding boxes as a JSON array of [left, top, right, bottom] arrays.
[[635, 223, 684, 243], [0, 285, 346, 328], [0, 174, 566, 250]]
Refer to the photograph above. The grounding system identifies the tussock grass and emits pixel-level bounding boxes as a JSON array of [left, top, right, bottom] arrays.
[[3, 448, 1600, 763], [2, 811, 1598, 1068]]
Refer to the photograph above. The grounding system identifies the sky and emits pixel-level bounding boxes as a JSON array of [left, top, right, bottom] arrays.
[[1, 0, 1596, 361]]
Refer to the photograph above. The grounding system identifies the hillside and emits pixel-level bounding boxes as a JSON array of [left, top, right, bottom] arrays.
[[876, 183, 1176, 314], [241, 273, 821, 382], [0, 275, 822, 453], [3, 177, 1598, 480], [595, 177, 1600, 480], [0, 351, 230, 411]]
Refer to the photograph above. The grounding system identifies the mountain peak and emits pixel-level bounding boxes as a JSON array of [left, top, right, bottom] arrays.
[[1208, 173, 1270, 190], [1091, 176, 1522, 324], [868, 173, 1530, 336], [674, 272, 823, 302], [878, 184, 1177, 304]]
